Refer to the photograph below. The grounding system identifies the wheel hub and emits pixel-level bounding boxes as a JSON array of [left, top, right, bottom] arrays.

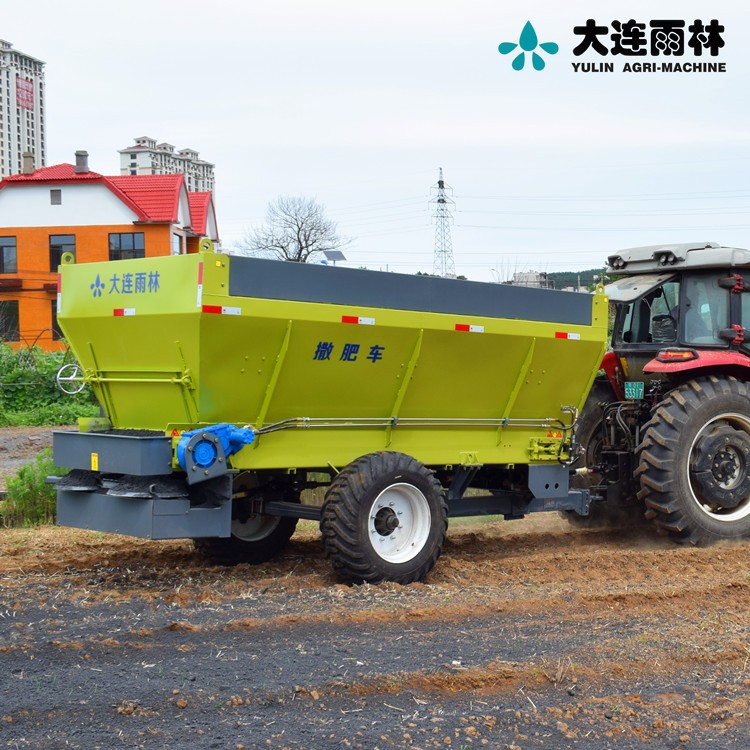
[[692, 425, 750, 509], [368, 483, 431, 564], [373, 508, 400, 535]]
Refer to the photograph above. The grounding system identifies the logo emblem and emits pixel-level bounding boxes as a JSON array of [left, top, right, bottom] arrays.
[[90, 274, 105, 298], [499, 21, 559, 70]]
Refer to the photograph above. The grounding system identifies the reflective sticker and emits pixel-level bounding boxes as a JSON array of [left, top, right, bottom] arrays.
[[91, 452, 99, 471], [113, 308, 136, 316], [342, 315, 375, 325], [555, 332, 581, 340], [197, 262, 204, 307], [201, 305, 241, 315], [455, 324, 484, 332]]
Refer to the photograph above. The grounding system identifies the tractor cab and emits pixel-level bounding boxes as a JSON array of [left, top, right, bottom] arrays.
[[603, 242, 750, 396]]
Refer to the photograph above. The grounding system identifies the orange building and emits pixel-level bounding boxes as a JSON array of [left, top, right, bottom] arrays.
[[0, 151, 219, 349]]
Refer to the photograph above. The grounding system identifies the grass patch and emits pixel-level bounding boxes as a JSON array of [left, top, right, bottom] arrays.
[[1, 448, 69, 527]]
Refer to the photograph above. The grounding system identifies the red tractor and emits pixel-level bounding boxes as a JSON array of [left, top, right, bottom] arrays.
[[575, 242, 750, 543]]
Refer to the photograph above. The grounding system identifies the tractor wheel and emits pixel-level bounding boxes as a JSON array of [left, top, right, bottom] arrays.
[[570, 381, 616, 490], [194, 512, 297, 566], [563, 381, 645, 529], [320, 452, 448, 584], [637, 376, 750, 543]]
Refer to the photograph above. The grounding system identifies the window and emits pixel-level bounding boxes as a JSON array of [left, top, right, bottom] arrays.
[[49, 234, 75, 271], [0, 236, 17, 274], [683, 274, 728, 345], [171, 233, 182, 255], [109, 232, 145, 261], [0, 300, 19, 342], [616, 281, 680, 345], [51, 300, 62, 341], [50, 188, 61, 205]]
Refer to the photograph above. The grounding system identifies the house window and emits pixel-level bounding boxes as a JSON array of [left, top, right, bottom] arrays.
[[50, 188, 62, 205], [109, 232, 145, 261], [0, 300, 19, 342], [0, 236, 17, 274], [49, 234, 75, 271], [51, 300, 62, 341], [171, 233, 182, 255]]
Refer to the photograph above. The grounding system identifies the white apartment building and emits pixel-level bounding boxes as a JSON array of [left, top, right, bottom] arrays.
[[510, 270, 554, 289], [118, 136, 215, 194], [0, 40, 46, 179]]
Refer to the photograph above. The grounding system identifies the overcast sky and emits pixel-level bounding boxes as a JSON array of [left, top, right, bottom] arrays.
[[6, 0, 750, 281]]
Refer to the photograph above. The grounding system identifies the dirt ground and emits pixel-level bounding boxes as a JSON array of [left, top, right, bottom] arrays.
[[1, 427, 750, 748]]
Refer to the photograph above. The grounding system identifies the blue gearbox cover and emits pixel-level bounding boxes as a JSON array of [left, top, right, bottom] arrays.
[[176, 424, 256, 472]]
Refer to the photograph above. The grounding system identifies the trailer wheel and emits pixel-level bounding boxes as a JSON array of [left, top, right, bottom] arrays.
[[320, 452, 447, 584], [637, 376, 750, 543], [193, 513, 298, 566]]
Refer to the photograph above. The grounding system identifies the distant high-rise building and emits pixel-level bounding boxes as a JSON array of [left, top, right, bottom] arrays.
[[0, 40, 46, 179], [118, 136, 215, 194]]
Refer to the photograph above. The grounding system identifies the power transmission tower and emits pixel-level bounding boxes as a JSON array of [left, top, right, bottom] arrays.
[[430, 167, 456, 278]]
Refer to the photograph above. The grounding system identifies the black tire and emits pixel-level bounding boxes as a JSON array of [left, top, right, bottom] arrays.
[[570, 381, 616, 490], [320, 451, 448, 584], [194, 514, 298, 565], [564, 381, 646, 529], [637, 376, 750, 544]]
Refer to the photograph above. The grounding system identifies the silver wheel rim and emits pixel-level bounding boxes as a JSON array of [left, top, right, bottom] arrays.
[[688, 412, 750, 523], [232, 515, 281, 542], [368, 483, 431, 564]]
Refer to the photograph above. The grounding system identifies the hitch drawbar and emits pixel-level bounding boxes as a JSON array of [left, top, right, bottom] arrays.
[[176, 424, 256, 483]]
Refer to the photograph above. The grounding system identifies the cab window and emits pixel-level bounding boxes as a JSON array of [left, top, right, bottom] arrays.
[[682, 275, 728, 345], [616, 281, 680, 345]]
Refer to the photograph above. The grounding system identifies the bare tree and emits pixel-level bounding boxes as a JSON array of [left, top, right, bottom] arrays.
[[237, 196, 349, 263]]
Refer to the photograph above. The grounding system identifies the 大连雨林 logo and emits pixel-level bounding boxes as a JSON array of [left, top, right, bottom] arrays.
[[498, 21, 559, 70]]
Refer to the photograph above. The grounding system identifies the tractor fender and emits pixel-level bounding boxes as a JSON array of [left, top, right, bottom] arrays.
[[644, 349, 750, 375]]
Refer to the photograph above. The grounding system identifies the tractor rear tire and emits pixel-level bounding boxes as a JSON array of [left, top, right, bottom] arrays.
[[320, 451, 448, 584], [637, 376, 750, 544]]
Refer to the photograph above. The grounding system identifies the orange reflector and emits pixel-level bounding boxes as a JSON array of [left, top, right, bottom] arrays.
[[656, 348, 698, 362], [659, 350, 695, 360]]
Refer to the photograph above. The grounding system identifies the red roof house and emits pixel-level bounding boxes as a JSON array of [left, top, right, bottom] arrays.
[[0, 151, 219, 349]]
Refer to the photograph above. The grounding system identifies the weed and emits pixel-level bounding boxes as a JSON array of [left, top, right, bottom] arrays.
[[1, 448, 69, 527]]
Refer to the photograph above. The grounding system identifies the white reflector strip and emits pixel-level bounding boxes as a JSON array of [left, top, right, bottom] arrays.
[[222, 306, 241, 316], [555, 331, 581, 340], [342, 315, 376, 325]]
